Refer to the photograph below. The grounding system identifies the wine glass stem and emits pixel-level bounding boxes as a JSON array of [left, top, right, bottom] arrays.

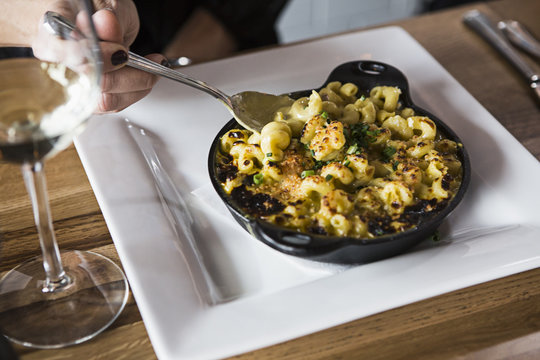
[[22, 161, 71, 293]]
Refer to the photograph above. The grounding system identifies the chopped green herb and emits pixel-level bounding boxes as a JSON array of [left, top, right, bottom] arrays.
[[360, 95, 366, 101], [314, 160, 328, 170], [346, 144, 358, 154], [266, 152, 273, 157], [366, 130, 380, 137], [392, 161, 399, 171], [301, 170, 315, 179], [253, 173, 264, 185], [343, 159, 351, 167], [382, 146, 397, 160], [345, 123, 377, 151], [325, 174, 333, 181], [320, 111, 328, 119], [310, 149, 315, 157]]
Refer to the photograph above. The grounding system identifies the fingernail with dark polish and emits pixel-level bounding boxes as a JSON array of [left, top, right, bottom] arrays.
[[161, 58, 171, 67], [111, 50, 128, 66]]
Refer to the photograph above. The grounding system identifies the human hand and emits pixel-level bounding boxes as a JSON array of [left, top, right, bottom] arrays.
[[91, 1, 167, 113], [30, 0, 166, 113], [91, 6, 167, 113]]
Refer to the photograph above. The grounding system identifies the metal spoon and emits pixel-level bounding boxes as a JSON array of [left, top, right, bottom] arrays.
[[44, 11, 294, 133], [498, 19, 540, 60]]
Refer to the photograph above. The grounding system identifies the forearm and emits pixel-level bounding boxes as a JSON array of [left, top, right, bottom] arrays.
[[0, 0, 57, 46]]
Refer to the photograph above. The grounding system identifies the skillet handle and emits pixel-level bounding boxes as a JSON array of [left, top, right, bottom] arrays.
[[323, 60, 411, 99], [251, 221, 344, 257], [334, 60, 407, 82], [251, 222, 310, 255]]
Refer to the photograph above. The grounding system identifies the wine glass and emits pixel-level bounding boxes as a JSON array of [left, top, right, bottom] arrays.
[[0, 0, 128, 348]]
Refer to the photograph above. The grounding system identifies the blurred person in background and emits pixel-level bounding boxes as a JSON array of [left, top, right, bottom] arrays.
[[132, 0, 289, 64], [422, 0, 491, 11]]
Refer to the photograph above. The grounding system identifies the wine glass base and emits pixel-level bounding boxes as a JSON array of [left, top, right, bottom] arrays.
[[0, 250, 129, 349]]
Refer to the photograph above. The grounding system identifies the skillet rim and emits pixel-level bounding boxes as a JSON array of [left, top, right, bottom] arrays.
[[207, 60, 471, 262]]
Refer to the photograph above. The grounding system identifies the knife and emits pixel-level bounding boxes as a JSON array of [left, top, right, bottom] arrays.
[[125, 119, 221, 306], [463, 10, 540, 106]]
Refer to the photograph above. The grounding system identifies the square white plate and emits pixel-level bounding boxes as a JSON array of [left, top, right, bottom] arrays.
[[75, 26, 540, 359]]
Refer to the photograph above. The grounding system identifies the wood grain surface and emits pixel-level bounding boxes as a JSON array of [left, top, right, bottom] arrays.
[[1, 0, 539, 359]]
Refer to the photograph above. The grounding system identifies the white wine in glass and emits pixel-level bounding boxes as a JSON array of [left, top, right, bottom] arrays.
[[0, 0, 128, 349]]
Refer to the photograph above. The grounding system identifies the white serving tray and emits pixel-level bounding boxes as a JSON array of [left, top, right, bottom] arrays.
[[75, 26, 540, 359]]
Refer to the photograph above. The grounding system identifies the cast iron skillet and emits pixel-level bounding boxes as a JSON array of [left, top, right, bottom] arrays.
[[208, 60, 471, 264]]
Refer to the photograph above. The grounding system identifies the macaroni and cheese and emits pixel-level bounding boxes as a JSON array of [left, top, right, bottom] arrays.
[[215, 82, 464, 239]]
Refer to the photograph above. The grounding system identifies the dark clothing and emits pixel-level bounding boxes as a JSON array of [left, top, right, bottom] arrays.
[[131, 0, 288, 55], [424, 0, 492, 11]]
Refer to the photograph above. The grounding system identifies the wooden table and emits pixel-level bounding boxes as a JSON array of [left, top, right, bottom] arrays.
[[2, 0, 539, 358]]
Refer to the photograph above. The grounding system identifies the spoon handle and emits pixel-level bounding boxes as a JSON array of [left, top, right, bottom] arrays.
[[44, 11, 233, 107], [127, 52, 232, 106]]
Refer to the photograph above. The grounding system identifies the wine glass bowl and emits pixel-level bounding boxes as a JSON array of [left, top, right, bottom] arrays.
[[0, 0, 128, 349]]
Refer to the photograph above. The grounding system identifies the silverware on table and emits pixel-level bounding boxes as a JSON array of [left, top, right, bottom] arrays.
[[125, 119, 221, 306], [463, 10, 540, 105], [498, 19, 540, 60]]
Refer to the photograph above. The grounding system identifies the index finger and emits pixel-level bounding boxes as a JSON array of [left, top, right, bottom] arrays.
[[92, 9, 122, 43]]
